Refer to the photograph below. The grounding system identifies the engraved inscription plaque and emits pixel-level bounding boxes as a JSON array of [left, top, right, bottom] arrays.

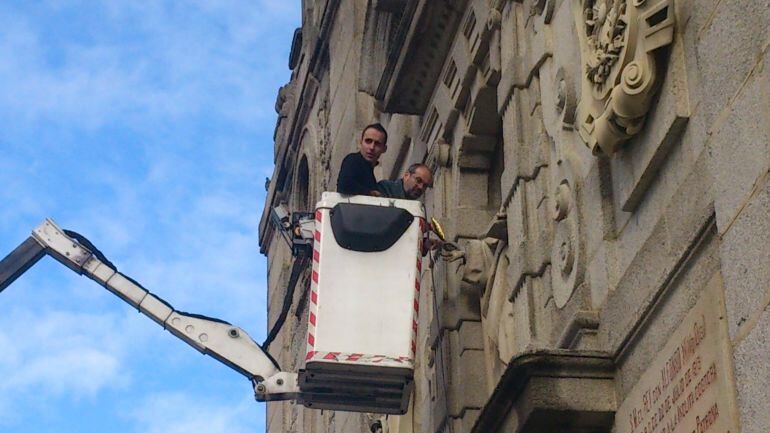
[[616, 274, 739, 433]]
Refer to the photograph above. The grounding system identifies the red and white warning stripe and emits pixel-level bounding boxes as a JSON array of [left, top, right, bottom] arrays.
[[305, 210, 322, 355], [306, 350, 412, 364], [411, 217, 424, 357]]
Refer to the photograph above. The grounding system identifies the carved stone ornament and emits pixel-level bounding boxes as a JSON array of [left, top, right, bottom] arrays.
[[573, 0, 676, 155], [436, 138, 452, 168], [555, 67, 577, 129], [479, 243, 513, 367], [550, 162, 583, 308]]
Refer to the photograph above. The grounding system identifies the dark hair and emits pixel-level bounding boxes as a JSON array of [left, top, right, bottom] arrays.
[[361, 123, 388, 144], [407, 163, 430, 175]]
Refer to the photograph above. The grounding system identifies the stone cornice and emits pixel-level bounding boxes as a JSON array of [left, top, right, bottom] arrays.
[[375, 0, 469, 114], [471, 350, 616, 433], [288, 28, 302, 70]]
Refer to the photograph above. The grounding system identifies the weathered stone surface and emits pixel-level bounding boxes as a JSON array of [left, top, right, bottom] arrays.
[[448, 207, 496, 240], [451, 409, 480, 433], [607, 200, 673, 310], [454, 168, 492, 207], [612, 236, 721, 400], [447, 344, 486, 417], [328, 85, 357, 158], [695, 0, 770, 126], [548, 0, 580, 97], [505, 169, 553, 295], [601, 151, 718, 355], [457, 320, 484, 351], [720, 177, 770, 338], [581, 159, 611, 260], [556, 309, 600, 350], [499, 103, 520, 200], [660, 149, 715, 253], [676, 0, 718, 113], [608, 122, 713, 293], [586, 243, 610, 309], [733, 307, 770, 433], [431, 336, 451, 432], [335, 412, 366, 433], [507, 277, 535, 357], [439, 293, 482, 336], [266, 402, 284, 433], [707, 51, 770, 232]]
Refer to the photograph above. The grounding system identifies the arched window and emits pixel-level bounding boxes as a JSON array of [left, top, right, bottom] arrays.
[[295, 155, 311, 212]]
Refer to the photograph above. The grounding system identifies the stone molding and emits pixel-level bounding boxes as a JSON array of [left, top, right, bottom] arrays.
[[376, 0, 470, 114], [288, 28, 303, 70], [470, 350, 616, 433]]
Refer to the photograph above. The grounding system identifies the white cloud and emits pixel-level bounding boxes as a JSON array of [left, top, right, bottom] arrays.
[[7, 348, 121, 396], [0, 309, 135, 421], [128, 392, 262, 433], [0, 0, 295, 131]]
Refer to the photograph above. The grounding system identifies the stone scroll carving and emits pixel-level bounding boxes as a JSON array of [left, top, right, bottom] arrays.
[[573, 0, 676, 155], [551, 160, 583, 308]]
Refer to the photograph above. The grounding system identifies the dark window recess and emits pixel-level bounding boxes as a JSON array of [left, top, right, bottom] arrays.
[[329, 203, 414, 252], [646, 6, 669, 27]]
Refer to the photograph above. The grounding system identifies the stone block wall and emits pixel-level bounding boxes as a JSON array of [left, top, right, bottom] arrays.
[[259, 0, 769, 432]]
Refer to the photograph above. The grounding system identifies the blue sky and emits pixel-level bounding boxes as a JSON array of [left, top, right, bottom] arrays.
[[0, 2, 300, 432]]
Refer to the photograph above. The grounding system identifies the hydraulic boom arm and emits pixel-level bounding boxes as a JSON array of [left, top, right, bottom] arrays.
[[0, 219, 298, 402]]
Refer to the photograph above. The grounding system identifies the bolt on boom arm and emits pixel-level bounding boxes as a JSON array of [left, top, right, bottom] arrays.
[[0, 219, 298, 402]]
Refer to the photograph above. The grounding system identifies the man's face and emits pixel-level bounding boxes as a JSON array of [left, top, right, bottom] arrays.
[[403, 166, 433, 199], [358, 127, 387, 164]]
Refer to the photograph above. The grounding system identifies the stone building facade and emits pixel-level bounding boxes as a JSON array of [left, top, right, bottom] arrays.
[[259, 1, 769, 432]]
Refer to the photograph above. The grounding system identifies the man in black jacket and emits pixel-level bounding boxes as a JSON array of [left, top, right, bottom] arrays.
[[336, 123, 388, 196], [377, 163, 433, 200]]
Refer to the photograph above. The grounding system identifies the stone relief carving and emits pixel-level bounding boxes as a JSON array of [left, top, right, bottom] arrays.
[[481, 245, 514, 378], [555, 66, 578, 129], [457, 239, 497, 294], [573, 0, 676, 155], [441, 235, 515, 383], [550, 160, 583, 308], [435, 138, 452, 168]]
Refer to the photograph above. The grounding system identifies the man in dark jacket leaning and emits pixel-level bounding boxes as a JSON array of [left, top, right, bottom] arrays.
[[336, 123, 388, 196], [377, 163, 433, 200]]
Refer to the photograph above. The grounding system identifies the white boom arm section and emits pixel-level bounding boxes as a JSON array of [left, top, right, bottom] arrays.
[[0, 219, 298, 402]]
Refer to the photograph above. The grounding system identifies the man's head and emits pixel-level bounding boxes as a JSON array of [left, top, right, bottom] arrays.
[[402, 163, 433, 199], [358, 123, 388, 164]]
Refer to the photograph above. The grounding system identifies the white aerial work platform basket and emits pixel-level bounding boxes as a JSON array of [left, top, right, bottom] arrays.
[[298, 192, 424, 414]]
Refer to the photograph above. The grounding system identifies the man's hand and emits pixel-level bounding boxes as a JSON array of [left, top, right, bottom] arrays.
[[369, 190, 382, 197]]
